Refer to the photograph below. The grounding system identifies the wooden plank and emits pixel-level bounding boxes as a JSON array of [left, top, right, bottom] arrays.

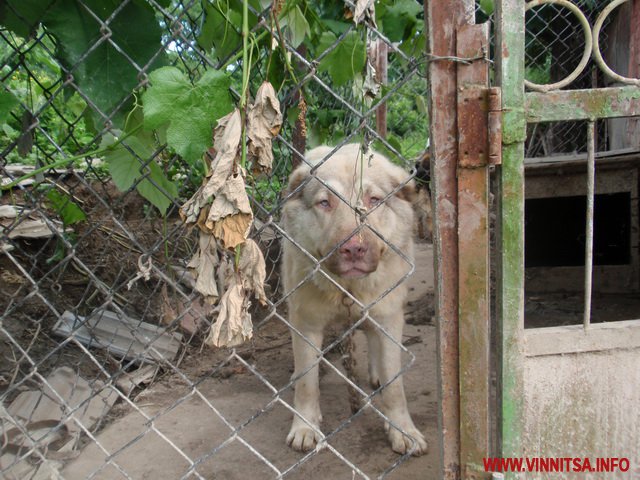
[[526, 86, 640, 123], [523, 350, 640, 467], [456, 23, 491, 478]]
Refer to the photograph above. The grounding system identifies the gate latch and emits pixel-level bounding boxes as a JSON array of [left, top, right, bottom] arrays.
[[457, 86, 502, 168]]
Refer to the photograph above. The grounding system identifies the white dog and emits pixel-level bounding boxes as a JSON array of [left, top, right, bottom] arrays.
[[281, 144, 428, 456]]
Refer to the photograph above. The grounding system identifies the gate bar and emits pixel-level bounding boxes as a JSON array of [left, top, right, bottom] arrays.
[[425, 0, 474, 477], [456, 22, 491, 477], [584, 121, 596, 329], [495, 0, 527, 466]]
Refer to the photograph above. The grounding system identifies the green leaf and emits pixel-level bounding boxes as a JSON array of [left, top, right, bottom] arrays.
[[378, 0, 422, 43], [43, 0, 166, 125], [319, 19, 350, 36], [105, 134, 177, 214], [386, 134, 403, 154], [198, 1, 243, 61], [106, 136, 151, 191], [479, 0, 494, 16], [415, 94, 427, 115], [0, 0, 56, 38], [317, 31, 366, 86], [2, 124, 17, 137], [284, 6, 310, 49], [197, 0, 261, 61], [136, 161, 178, 215], [142, 66, 233, 164], [0, 89, 19, 124], [286, 105, 301, 128], [267, 50, 287, 91], [46, 189, 86, 226]]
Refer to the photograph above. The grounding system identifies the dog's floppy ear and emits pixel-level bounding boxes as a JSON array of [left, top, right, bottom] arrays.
[[395, 178, 417, 203], [387, 162, 416, 203], [283, 166, 310, 200]]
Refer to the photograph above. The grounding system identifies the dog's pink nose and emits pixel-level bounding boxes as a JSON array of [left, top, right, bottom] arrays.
[[339, 237, 368, 261]]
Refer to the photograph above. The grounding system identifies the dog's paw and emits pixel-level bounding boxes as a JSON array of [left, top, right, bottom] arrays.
[[287, 424, 323, 452], [388, 426, 428, 456]]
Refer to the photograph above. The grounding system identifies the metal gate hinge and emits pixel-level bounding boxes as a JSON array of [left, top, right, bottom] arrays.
[[457, 86, 502, 168]]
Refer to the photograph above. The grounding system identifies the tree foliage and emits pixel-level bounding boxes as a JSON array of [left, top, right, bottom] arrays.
[[0, 0, 426, 215]]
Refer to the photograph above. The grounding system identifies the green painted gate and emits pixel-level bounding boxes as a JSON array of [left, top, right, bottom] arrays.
[[427, 0, 640, 478]]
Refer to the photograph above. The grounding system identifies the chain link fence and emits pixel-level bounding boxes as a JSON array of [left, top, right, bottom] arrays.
[[476, 0, 627, 158], [1, 1, 435, 479], [3, 0, 634, 477], [522, 0, 618, 157]]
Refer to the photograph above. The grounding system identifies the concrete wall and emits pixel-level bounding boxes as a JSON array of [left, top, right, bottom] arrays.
[[522, 321, 640, 479]]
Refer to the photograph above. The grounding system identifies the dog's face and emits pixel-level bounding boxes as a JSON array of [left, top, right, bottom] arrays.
[[282, 144, 415, 280]]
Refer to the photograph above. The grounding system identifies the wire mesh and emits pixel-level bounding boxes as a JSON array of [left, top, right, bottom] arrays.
[[523, 0, 615, 157], [476, 0, 626, 158], [0, 1, 432, 479], [3, 0, 634, 476]]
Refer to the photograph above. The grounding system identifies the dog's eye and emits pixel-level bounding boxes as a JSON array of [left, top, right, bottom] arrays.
[[369, 197, 382, 207], [317, 199, 331, 209]]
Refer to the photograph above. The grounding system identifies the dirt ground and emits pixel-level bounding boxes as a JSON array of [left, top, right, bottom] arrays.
[[1, 178, 439, 478], [60, 242, 439, 479]]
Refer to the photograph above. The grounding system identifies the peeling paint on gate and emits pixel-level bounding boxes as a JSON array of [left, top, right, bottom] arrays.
[[495, 1, 527, 475], [456, 22, 491, 479], [526, 85, 640, 123], [425, 0, 475, 478]]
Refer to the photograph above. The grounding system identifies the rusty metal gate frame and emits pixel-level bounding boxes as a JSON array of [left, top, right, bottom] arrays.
[[425, 1, 496, 478], [428, 0, 640, 478]]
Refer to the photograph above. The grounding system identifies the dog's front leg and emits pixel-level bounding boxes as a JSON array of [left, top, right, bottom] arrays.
[[374, 314, 428, 456], [287, 318, 324, 452]]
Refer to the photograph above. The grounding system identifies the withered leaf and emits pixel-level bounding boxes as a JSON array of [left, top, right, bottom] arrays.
[[203, 239, 267, 347], [212, 213, 253, 250], [364, 56, 381, 100], [205, 282, 253, 348], [247, 82, 282, 174], [186, 232, 220, 304], [207, 171, 253, 249], [352, 0, 376, 27], [202, 109, 242, 198], [180, 109, 242, 226], [236, 238, 267, 306]]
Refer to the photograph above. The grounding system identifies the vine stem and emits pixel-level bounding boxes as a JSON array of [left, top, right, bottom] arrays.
[[235, 0, 251, 268], [239, 0, 250, 171], [1, 125, 143, 191]]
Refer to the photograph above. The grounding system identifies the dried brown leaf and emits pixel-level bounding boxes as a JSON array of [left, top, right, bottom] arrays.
[[180, 109, 242, 226], [247, 82, 282, 174], [201, 239, 267, 348], [186, 233, 220, 303], [207, 172, 253, 249], [352, 0, 376, 26], [212, 213, 253, 250], [205, 282, 253, 348], [237, 239, 267, 306], [364, 56, 380, 99]]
